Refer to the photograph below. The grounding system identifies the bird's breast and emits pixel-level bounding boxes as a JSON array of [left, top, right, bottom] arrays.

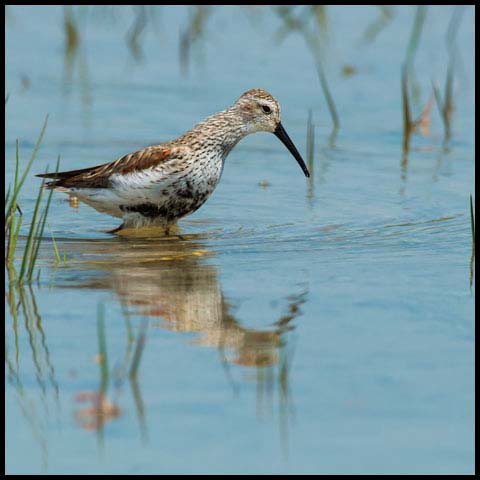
[[150, 152, 224, 219], [174, 153, 223, 201]]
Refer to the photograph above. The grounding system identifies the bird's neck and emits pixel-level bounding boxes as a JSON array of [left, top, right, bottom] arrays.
[[178, 106, 251, 159]]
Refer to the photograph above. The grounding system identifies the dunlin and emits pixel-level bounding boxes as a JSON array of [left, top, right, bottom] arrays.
[[37, 89, 310, 233]]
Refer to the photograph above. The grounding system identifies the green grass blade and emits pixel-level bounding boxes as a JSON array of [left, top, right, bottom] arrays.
[[14, 139, 20, 191], [316, 60, 340, 129], [401, 64, 412, 152], [5, 185, 11, 210], [402, 65, 411, 128], [97, 303, 109, 392], [130, 320, 148, 379], [432, 80, 444, 117], [306, 109, 315, 173], [7, 215, 22, 265], [29, 207, 48, 278], [5, 140, 20, 224], [444, 61, 454, 111], [18, 180, 45, 283], [470, 194, 475, 246], [405, 5, 427, 67], [443, 60, 454, 140], [48, 225, 61, 266], [6, 115, 49, 219], [6, 214, 15, 262], [6, 143, 21, 262], [446, 6, 465, 49], [27, 157, 60, 280]]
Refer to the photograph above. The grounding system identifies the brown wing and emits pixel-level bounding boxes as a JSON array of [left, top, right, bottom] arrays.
[[37, 145, 173, 189]]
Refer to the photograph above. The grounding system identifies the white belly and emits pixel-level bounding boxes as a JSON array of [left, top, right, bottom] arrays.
[[69, 155, 225, 226]]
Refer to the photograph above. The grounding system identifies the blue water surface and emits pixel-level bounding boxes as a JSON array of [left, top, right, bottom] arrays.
[[5, 5, 474, 474]]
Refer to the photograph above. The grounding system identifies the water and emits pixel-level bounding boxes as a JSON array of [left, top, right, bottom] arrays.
[[5, 6, 475, 474]]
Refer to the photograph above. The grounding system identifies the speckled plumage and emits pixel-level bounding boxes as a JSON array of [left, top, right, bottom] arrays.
[[37, 89, 309, 233]]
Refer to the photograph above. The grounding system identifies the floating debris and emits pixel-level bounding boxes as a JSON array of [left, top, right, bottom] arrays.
[[341, 64, 357, 77]]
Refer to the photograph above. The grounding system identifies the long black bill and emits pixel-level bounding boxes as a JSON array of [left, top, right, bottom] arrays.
[[274, 122, 310, 178]]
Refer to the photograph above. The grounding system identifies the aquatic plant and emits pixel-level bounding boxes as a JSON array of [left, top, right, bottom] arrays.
[[401, 65, 413, 152], [5, 117, 60, 285], [5, 276, 58, 471], [306, 109, 315, 168], [316, 60, 340, 131], [130, 320, 148, 379], [405, 5, 427, 69], [470, 194, 475, 248], [470, 194, 475, 289], [401, 66, 434, 153], [446, 6, 466, 57], [362, 5, 395, 43], [306, 110, 315, 201], [74, 304, 148, 441], [273, 5, 340, 131], [432, 59, 455, 146], [179, 6, 212, 75], [62, 6, 92, 106], [431, 7, 464, 148]]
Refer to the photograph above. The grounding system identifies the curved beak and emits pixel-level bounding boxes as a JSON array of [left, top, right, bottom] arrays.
[[274, 122, 310, 178]]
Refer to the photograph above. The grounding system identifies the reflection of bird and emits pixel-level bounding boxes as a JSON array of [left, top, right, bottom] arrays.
[[62, 236, 304, 368], [37, 89, 309, 233], [74, 391, 121, 432]]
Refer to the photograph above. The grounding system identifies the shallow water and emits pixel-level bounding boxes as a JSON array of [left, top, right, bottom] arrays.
[[5, 6, 475, 474]]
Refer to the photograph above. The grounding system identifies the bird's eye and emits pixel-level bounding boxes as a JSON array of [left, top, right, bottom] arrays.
[[262, 105, 272, 114]]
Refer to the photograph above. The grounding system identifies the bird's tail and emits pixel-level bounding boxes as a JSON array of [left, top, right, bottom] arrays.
[[36, 165, 98, 189]]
